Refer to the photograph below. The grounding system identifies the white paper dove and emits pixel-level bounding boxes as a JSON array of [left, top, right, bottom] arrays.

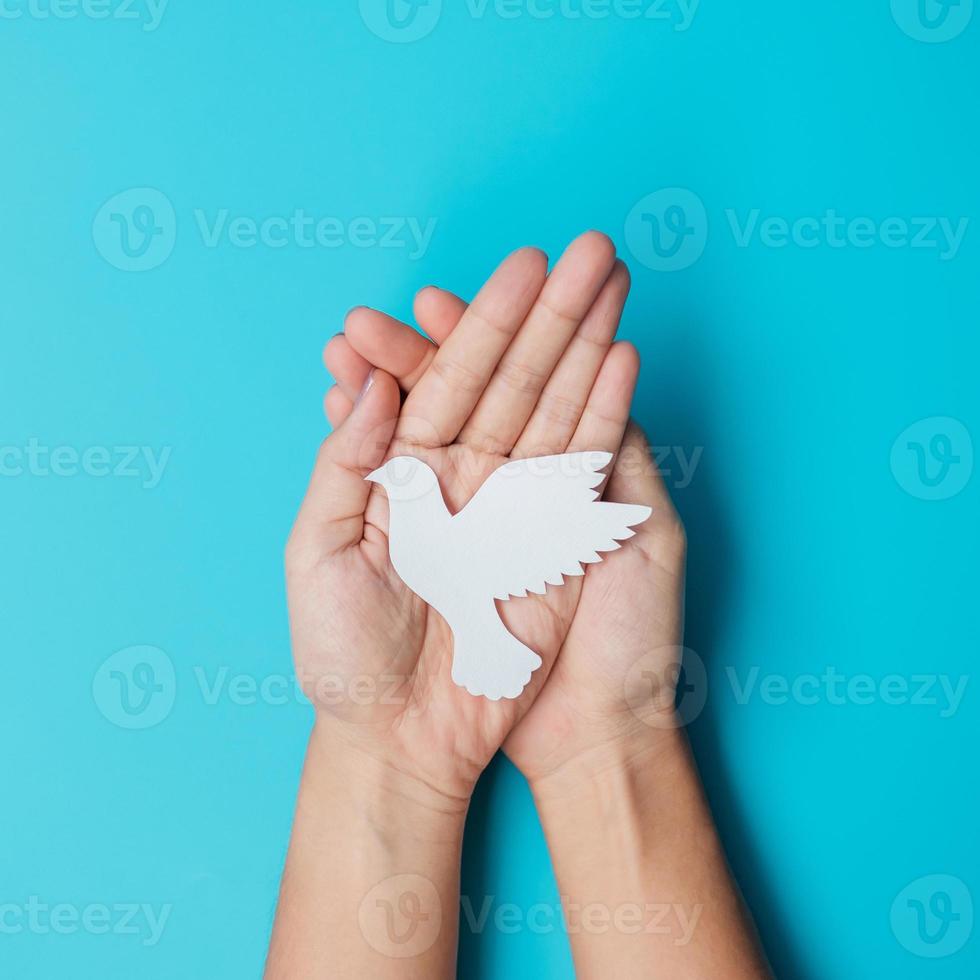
[[366, 451, 652, 700]]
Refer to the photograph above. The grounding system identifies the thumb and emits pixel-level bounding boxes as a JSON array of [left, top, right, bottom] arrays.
[[292, 369, 401, 556], [606, 420, 686, 562]]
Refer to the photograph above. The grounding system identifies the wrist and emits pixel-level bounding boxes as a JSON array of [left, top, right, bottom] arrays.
[[267, 719, 466, 976], [309, 717, 472, 834], [526, 720, 770, 978], [528, 721, 691, 810], [529, 724, 721, 906]]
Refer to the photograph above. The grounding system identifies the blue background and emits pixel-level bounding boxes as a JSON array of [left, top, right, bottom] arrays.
[[2, 1, 977, 977]]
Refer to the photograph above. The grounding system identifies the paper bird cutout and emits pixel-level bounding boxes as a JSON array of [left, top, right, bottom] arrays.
[[366, 452, 652, 700]]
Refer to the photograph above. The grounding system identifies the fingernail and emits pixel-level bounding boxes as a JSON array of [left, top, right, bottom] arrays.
[[356, 370, 375, 404]]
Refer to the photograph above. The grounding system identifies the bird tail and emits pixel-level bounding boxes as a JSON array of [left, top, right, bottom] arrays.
[[450, 605, 542, 701]]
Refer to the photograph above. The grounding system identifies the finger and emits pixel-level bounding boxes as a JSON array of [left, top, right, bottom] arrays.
[[341, 291, 469, 396], [414, 286, 468, 344], [566, 341, 639, 462], [323, 334, 371, 401], [324, 385, 353, 428], [344, 306, 439, 391], [459, 231, 618, 455], [513, 259, 630, 458], [293, 370, 400, 556], [398, 246, 548, 448]]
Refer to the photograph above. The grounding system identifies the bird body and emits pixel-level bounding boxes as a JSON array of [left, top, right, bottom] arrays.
[[366, 452, 651, 700]]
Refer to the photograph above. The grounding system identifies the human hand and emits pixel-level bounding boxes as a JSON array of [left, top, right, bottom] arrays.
[[320, 231, 688, 797], [276, 234, 771, 980], [288, 231, 663, 811]]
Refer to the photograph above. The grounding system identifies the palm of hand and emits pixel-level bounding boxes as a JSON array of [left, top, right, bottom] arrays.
[[295, 233, 684, 798], [310, 439, 582, 793], [502, 429, 687, 781]]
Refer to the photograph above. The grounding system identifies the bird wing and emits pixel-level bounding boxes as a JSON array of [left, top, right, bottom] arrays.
[[452, 452, 652, 601]]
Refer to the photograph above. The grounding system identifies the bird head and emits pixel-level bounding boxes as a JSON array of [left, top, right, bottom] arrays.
[[365, 456, 441, 503]]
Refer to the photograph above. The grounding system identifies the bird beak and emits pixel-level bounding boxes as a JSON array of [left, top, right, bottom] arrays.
[[365, 467, 383, 484]]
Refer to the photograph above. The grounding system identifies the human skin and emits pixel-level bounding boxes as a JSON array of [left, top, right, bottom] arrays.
[[265, 232, 771, 978]]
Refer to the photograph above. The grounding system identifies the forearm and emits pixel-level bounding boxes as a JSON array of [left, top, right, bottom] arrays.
[[266, 721, 468, 979], [531, 726, 771, 979]]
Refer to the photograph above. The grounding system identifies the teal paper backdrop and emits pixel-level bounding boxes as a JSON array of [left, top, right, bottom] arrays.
[[2, 2, 977, 977]]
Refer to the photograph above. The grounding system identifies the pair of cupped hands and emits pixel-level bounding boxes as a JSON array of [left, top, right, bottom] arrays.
[[285, 231, 688, 813]]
